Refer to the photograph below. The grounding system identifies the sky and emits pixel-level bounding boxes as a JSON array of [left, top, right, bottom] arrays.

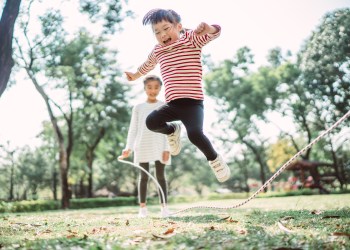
[[0, 0, 349, 149]]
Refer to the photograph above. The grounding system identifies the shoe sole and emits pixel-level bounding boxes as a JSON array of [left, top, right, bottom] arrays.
[[217, 169, 231, 182], [169, 124, 181, 155]]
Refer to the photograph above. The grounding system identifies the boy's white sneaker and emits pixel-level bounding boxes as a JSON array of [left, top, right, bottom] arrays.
[[167, 123, 181, 155], [209, 155, 231, 182], [161, 206, 171, 218], [138, 207, 148, 218]]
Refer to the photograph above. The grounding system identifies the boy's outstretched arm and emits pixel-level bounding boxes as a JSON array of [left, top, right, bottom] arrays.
[[125, 71, 142, 81], [194, 22, 219, 36]]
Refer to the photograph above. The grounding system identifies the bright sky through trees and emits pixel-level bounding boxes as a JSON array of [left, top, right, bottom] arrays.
[[0, 0, 349, 147]]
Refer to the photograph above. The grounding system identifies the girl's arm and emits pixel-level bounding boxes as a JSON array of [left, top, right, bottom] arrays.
[[120, 105, 138, 158]]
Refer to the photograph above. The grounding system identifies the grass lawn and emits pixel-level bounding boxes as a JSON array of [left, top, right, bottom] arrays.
[[0, 194, 349, 249]]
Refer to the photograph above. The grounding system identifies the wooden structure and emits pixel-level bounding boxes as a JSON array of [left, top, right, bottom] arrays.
[[286, 160, 338, 194]]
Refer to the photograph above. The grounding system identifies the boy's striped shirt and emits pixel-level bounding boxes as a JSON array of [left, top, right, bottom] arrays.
[[138, 25, 221, 103]]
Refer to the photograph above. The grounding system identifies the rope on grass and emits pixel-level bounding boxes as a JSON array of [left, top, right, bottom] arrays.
[[117, 158, 166, 206], [170, 109, 350, 216], [117, 110, 350, 217]]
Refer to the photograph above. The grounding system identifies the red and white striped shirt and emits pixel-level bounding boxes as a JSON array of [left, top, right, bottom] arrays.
[[138, 25, 221, 103]]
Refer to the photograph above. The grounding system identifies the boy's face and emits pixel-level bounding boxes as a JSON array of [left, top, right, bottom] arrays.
[[152, 20, 182, 46], [144, 80, 161, 102]]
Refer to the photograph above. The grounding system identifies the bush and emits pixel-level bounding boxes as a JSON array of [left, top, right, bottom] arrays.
[[69, 197, 137, 209], [0, 200, 60, 213], [0, 197, 137, 213]]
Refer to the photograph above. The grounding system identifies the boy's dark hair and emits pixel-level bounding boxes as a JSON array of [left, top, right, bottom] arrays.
[[142, 9, 181, 26], [143, 75, 162, 86]]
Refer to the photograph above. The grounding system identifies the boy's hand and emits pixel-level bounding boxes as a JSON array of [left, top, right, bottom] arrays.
[[118, 149, 131, 160], [162, 151, 170, 163], [194, 22, 217, 36], [125, 71, 142, 81]]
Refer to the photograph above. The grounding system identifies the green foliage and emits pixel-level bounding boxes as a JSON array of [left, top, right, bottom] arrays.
[[69, 197, 137, 209], [0, 197, 137, 213], [80, 0, 133, 34], [299, 8, 350, 120], [267, 138, 297, 172], [0, 200, 60, 213]]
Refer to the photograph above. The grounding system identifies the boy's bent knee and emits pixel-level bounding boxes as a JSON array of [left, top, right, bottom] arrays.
[[145, 113, 157, 131]]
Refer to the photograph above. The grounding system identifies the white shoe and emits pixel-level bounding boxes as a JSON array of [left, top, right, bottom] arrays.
[[138, 207, 148, 218], [209, 155, 231, 182], [161, 206, 171, 218], [167, 123, 181, 155]]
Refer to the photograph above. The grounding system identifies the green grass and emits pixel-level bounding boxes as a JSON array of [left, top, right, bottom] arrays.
[[0, 194, 349, 250]]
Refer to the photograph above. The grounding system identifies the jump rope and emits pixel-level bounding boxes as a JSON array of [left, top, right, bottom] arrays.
[[118, 109, 350, 216]]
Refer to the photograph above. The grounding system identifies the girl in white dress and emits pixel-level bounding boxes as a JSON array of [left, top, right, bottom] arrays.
[[120, 75, 171, 218]]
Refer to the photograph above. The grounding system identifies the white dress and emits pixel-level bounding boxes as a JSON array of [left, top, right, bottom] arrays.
[[125, 101, 170, 165]]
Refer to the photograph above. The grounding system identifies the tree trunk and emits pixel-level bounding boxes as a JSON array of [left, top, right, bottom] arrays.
[[329, 142, 344, 189], [52, 169, 58, 200], [26, 69, 71, 209], [59, 146, 70, 208], [87, 150, 94, 198], [86, 127, 105, 198], [8, 163, 14, 200], [240, 137, 268, 192], [0, 0, 21, 97]]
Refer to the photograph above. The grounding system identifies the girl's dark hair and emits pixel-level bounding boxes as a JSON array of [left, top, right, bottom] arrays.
[[142, 9, 181, 26], [143, 75, 162, 86]]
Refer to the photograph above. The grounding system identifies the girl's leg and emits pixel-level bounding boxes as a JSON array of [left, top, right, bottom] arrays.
[[154, 160, 167, 204], [138, 162, 150, 205]]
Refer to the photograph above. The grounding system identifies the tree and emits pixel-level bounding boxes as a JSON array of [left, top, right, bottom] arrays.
[[0, 143, 17, 200], [0, 0, 132, 97], [59, 30, 129, 198], [299, 8, 350, 121], [37, 121, 59, 200], [14, 10, 75, 208], [0, 0, 21, 97], [13, 0, 130, 206], [17, 147, 51, 200]]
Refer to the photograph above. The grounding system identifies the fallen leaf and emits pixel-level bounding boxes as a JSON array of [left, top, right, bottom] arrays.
[[226, 217, 239, 223], [152, 233, 175, 239], [332, 232, 350, 238], [13, 222, 43, 227], [67, 234, 77, 239], [322, 215, 341, 219], [126, 220, 130, 226], [219, 216, 231, 221], [280, 216, 294, 221], [311, 210, 323, 215], [277, 221, 293, 234], [67, 229, 78, 234], [209, 226, 215, 230], [164, 228, 175, 235], [152, 227, 176, 239]]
